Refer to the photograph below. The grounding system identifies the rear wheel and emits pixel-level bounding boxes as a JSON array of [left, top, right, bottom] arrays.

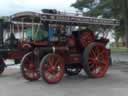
[[82, 43, 109, 78], [40, 53, 64, 84], [21, 52, 40, 81]]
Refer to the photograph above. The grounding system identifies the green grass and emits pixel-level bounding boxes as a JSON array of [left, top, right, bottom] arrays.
[[111, 47, 128, 53]]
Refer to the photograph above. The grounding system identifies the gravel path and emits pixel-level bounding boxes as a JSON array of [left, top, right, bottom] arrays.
[[0, 64, 128, 96]]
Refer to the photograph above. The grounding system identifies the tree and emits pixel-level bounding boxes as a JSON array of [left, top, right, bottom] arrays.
[[72, 0, 112, 17], [122, 0, 128, 47], [113, 0, 128, 47], [72, 0, 128, 47], [71, 0, 96, 12]]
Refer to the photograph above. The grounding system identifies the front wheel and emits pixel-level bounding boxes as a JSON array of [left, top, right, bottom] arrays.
[[40, 53, 64, 84]]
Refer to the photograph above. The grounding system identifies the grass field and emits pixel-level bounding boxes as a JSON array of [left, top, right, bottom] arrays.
[[111, 47, 128, 53]]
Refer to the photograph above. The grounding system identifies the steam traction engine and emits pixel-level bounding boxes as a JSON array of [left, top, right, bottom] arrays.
[[8, 9, 119, 83]]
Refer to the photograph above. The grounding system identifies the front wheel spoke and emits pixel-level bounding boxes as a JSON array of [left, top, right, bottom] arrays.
[[48, 60, 52, 66], [47, 67, 53, 72], [55, 73, 60, 80], [47, 73, 53, 80], [27, 71, 34, 78], [50, 73, 57, 80], [54, 59, 60, 66], [31, 71, 35, 77], [48, 56, 54, 66], [32, 72, 36, 78]]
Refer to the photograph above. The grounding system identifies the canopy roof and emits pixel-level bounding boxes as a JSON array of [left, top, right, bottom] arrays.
[[10, 11, 120, 27]]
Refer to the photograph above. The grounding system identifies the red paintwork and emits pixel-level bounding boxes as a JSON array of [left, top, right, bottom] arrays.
[[7, 51, 25, 59], [6, 40, 48, 59], [87, 44, 109, 78], [6, 42, 28, 59], [80, 32, 95, 48], [21, 52, 40, 80], [64, 54, 81, 64], [20, 30, 109, 83], [32, 41, 48, 46], [67, 35, 76, 47], [42, 54, 64, 83]]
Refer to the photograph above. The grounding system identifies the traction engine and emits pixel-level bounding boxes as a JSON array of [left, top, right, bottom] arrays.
[[0, 9, 119, 84]]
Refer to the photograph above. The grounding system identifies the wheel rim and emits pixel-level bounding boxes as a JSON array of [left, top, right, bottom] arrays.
[[80, 32, 94, 47], [42, 54, 64, 83], [88, 44, 109, 77], [22, 52, 40, 80]]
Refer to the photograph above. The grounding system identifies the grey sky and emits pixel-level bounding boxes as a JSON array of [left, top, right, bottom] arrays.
[[0, 0, 76, 16]]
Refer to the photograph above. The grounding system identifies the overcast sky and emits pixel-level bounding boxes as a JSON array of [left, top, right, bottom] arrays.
[[0, 0, 76, 16]]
